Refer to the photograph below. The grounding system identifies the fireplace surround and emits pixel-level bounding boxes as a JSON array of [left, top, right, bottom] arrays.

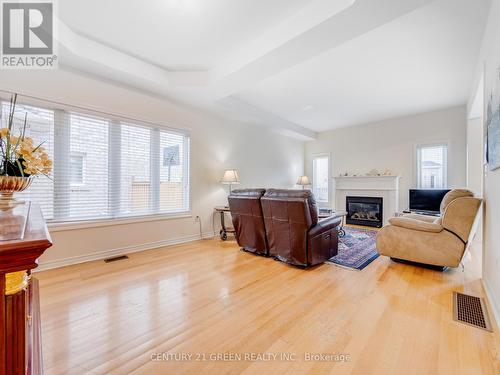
[[334, 175, 399, 226], [346, 196, 383, 228]]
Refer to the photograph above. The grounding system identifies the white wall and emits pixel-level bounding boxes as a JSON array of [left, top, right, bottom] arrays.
[[305, 106, 467, 212], [466, 117, 484, 263], [0, 69, 304, 269], [468, 0, 500, 323], [466, 118, 484, 196]]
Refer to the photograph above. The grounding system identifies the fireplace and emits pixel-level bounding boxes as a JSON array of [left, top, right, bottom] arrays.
[[346, 196, 383, 228]]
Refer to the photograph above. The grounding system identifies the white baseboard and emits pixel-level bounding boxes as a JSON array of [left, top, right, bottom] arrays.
[[34, 231, 216, 272], [482, 278, 500, 328]]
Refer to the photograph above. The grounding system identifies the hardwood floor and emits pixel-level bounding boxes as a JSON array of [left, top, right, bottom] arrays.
[[36, 236, 499, 374]]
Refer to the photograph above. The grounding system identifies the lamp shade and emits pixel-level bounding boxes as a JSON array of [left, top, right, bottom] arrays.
[[296, 176, 311, 186], [221, 169, 240, 184]]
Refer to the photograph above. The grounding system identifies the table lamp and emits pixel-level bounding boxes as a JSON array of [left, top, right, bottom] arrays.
[[296, 175, 311, 190], [221, 169, 240, 194]]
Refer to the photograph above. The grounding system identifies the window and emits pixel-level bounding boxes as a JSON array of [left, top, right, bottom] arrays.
[[312, 154, 330, 203], [70, 153, 85, 185], [120, 124, 151, 215], [417, 143, 448, 189], [0, 98, 190, 223], [159, 132, 188, 212]]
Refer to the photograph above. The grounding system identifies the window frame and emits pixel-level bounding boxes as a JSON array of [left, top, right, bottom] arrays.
[[311, 152, 331, 206], [415, 142, 449, 189], [1, 94, 192, 226]]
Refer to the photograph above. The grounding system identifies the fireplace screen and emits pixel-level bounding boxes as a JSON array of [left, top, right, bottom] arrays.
[[346, 196, 383, 228]]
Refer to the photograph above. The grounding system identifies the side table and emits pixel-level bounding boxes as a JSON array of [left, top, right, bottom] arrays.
[[214, 206, 235, 241]]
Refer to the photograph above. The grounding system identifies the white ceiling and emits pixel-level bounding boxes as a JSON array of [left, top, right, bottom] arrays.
[[236, 0, 491, 131], [55, 0, 491, 139], [59, 0, 311, 70]]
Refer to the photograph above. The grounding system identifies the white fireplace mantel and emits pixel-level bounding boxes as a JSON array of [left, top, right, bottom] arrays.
[[333, 175, 400, 225], [334, 175, 400, 191]]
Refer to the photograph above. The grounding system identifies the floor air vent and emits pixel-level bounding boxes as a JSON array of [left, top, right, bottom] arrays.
[[453, 292, 492, 331], [104, 255, 129, 263]]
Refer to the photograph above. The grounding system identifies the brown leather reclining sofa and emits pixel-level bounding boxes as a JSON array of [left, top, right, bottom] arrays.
[[228, 189, 268, 255], [228, 188, 341, 267]]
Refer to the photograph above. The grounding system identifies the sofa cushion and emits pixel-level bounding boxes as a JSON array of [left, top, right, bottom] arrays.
[[263, 189, 318, 226], [440, 189, 474, 213]]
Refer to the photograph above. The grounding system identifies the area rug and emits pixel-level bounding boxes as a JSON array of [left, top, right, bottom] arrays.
[[326, 227, 379, 270]]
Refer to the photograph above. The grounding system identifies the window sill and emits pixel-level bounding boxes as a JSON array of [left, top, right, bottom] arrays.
[[48, 212, 192, 232]]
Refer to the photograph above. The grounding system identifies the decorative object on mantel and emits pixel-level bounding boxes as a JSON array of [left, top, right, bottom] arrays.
[[0, 94, 52, 210], [335, 173, 399, 178], [366, 169, 380, 176], [364, 169, 395, 177], [296, 175, 311, 189]]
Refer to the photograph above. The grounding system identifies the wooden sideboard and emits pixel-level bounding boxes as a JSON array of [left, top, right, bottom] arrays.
[[0, 204, 52, 375]]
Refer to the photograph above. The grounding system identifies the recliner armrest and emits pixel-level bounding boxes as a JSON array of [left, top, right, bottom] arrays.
[[402, 213, 438, 223], [309, 216, 342, 237], [388, 217, 443, 233]]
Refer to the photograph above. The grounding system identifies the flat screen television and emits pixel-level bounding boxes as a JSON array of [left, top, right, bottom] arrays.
[[409, 189, 450, 214]]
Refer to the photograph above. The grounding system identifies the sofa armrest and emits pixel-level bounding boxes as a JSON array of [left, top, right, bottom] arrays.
[[309, 216, 342, 237], [402, 213, 438, 223], [308, 216, 341, 266], [388, 217, 443, 233]]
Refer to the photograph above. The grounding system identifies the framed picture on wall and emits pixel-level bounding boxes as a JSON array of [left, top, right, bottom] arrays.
[[486, 66, 500, 171]]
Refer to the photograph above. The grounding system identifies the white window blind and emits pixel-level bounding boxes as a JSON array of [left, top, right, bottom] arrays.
[[312, 154, 329, 203], [69, 153, 85, 185], [417, 144, 448, 189], [0, 98, 190, 222]]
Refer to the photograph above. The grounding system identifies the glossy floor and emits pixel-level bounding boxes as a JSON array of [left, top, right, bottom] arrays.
[[36, 237, 499, 374]]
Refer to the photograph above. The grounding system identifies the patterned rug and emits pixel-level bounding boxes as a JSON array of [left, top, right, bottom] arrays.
[[327, 226, 379, 270]]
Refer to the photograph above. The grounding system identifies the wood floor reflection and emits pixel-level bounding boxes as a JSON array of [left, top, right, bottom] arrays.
[[36, 238, 499, 374]]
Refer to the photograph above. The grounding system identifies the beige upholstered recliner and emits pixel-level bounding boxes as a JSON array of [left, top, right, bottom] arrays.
[[377, 189, 482, 268]]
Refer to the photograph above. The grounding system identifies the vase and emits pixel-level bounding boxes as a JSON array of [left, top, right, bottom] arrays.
[[0, 176, 33, 210]]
